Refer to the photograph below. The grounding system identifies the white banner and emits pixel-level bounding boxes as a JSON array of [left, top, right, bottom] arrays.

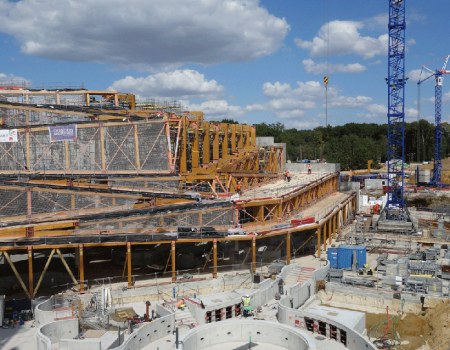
[[0, 129, 18, 142]]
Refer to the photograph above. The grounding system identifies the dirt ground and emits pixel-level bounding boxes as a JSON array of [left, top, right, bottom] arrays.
[[322, 303, 431, 350], [423, 299, 450, 348]]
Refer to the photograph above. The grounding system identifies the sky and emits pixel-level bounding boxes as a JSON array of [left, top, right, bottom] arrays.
[[0, 0, 448, 129]]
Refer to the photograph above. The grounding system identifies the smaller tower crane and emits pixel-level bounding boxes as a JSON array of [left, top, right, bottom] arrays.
[[417, 55, 450, 185]]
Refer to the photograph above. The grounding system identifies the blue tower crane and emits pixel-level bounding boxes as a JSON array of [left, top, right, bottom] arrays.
[[417, 55, 450, 185], [375, 0, 415, 233], [385, 0, 406, 216]]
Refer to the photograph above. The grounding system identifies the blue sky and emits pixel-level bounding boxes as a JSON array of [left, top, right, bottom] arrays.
[[0, 0, 447, 129]]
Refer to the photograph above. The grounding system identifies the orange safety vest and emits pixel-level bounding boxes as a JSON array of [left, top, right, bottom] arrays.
[[237, 184, 242, 189], [308, 164, 311, 169]]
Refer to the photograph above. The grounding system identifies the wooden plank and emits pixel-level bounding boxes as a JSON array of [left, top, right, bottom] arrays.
[[56, 249, 79, 290], [3, 252, 29, 296], [34, 249, 56, 295]]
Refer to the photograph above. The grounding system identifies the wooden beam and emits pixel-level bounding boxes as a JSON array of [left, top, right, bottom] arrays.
[[203, 122, 210, 165], [328, 218, 332, 244], [317, 226, 321, 258], [323, 223, 327, 252], [35, 249, 56, 295], [180, 116, 187, 172], [127, 242, 132, 287], [3, 252, 29, 296], [192, 122, 199, 168], [213, 239, 217, 278], [171, 241, 176, 282], [56, 249, 79, 290], [333, 214, 337, 239]]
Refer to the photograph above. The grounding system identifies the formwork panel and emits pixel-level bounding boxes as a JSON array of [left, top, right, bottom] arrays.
[[0, 120, 170, 174]]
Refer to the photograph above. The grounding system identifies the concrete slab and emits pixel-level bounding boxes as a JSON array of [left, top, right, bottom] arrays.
[[0, 321, 36, 350]]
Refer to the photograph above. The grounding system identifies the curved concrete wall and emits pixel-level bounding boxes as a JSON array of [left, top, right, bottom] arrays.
[[113, 305, 175, 350], [178, 320, 317, 350], [277, 262, 377, 350], [35, 296, 74, 327], [37, 318, 78, 350]]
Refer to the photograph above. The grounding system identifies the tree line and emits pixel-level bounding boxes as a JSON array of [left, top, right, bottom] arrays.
[[217, 119, 449, 171]]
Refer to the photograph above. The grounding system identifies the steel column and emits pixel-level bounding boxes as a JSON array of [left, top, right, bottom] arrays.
[[213, 239, 217, 278], [171, 241, 176, 282], [28, 246, 33, 299], [127, 242, 132, 287]]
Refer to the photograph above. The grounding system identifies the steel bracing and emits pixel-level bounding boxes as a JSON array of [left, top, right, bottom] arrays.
[[386, 0, 406, 214]]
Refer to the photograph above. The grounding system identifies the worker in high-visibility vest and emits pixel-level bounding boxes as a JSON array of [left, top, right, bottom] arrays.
[[242, 294, 251, 317], [237, 181, 242, 195], [284, 170, 288, 181], [308, 164, 312, 175], [287, 171, 292, 183]]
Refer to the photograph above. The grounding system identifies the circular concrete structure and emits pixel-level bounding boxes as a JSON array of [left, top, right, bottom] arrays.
[[178, 319, 316, 350]]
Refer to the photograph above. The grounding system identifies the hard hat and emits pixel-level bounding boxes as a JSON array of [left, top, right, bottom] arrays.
[[245, 294, 249, 298]]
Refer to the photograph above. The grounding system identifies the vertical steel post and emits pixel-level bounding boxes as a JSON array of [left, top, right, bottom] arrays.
[[127, 242, 132, 287], [28, 246, 33, 299]]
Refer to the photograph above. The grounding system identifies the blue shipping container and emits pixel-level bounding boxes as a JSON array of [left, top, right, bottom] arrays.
[[327, 248, 338, 268], [337, 245, 366, 269]]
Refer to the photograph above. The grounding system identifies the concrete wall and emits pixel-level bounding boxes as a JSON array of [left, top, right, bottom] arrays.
[[321, 283, 423, 314], [256, 137, 286, 170], [114, 310, 175, 350], [276, 263, 376, 350], [111, 275, 251, 304], [35, 296, 73, 327], [38, 318, 78, 344], [286, 163, 340, 174], [186, 264, 295, 325], [178, 320, 317, 350]]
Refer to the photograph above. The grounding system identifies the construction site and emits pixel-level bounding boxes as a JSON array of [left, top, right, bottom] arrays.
[[2, 1, 450, 350]]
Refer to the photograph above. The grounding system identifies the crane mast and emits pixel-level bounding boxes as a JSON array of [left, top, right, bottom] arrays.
[[417, 55, 450, 185], [385, 0, 406, 217]]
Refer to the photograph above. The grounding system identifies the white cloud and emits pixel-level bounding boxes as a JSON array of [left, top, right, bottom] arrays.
[[406, 69, 423, 83], [327, 96, 372, 109], [0, 73, 32, 86], [0, 0, 290, 70], [262, 81, 337, 101], [369, 60, 383, 66], [444, 91, 450, 103], [405, 108, 419, 118], [294, 20, 388, 59], [407, 38, 416, 46], [357, 103, 387, 120], [109, 70, 225, 100], [284, 120, 321, 130], [302, 59, 366, 74], [248, 79, 372, 121], [183, 100, 245, 120]]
